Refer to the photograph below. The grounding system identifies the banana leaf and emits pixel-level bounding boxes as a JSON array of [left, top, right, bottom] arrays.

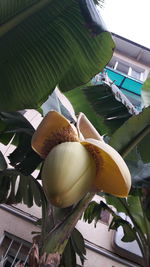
[[142, 74, 150, 108], [65, 86, 108, 135], [65, 82, 138, 135], [109, 107, 150, 163], [105, 193, 150, 238], [0, 111, 42, 175], [0, 0, 114, 111], [0, 151, 7, 171], [83, 83, 139, 134], [0, 169, 46, 207], [61, 228, 86, 266]]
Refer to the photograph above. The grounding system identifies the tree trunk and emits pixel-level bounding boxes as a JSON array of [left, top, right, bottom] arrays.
[[28, 243, 60, 267]]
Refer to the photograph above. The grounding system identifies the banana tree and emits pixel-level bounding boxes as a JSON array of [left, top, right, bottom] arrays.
[[0, 74, 149, 266], [0, 1, 149, 266], [0, 84, 149, 266], [0, 75, 149, 265]]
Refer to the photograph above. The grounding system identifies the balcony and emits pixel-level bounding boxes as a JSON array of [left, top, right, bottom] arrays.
[[92, 67, 142, 110], [105, 67, 143, 95]]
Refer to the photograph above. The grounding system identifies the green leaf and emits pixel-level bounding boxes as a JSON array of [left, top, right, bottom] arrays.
[[104, 194, 127, 214], [141, 74, 150, 107], [71, 228, 86, 265], [11, 148, 43, 176], [0, 111, 34, 145], [61, 239, 76, 267], [66, 80, 138, 136], [109, 216, 136, 242], [31, 176, 44, 207], [83, 83, 138, 134], [0, 151, 7, 171], [142, 188, 150, 222], [109, 107, 150, 162], [106, 189, 150, 237], [138, 132, 150, 163], [92, 199, 136, 243], [65, 86, 108, 135], [84, 201, 98, 223], [22, 176, 34, 207], [0, 174, 11, 202], [0, 112, 43, 175], [127, 194, 150, 235], [0, 169, 46, 207], [0, 0, 114, 111], [0, 112, 35, 133], [84, 201, 105, 226]]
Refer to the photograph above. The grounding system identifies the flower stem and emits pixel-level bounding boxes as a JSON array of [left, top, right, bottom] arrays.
[[43, 193, 95, 254]]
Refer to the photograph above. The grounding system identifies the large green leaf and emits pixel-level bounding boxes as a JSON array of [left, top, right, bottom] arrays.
[[0, 111, 35, 144], [127, 194, 150, 237], [82, 83, 138, 134], [0, 112, 42, 175], [142, 74, 150, 108], [65, 86, 108, 135], [0, 0, 114, 111], [65, 81, 138, 136], [109, 107, 150, 162]]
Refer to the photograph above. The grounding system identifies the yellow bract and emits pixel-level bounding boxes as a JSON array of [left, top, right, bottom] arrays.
[[82, 139, 131, 197], [32, 111, 131, 208], [32, 111, 78, 158]]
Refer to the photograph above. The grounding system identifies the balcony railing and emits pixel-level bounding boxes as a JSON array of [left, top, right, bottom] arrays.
[[91, 67, 142, 111], [92, 67, 143, 96]]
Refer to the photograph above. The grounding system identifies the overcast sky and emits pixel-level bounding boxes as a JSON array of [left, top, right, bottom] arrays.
[[100, 0, 150, 48]]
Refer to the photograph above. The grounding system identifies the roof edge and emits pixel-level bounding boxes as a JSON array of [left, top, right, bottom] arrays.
[[111, 32, 150, 52]]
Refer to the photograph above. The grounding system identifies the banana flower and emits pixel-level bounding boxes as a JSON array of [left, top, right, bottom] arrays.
[[31, 111, 131, 208]]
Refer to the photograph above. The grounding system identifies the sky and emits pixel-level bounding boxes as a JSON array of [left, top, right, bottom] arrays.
[[100, 0, 150, 48]]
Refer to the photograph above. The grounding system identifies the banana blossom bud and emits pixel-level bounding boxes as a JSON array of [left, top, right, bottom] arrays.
[[32, 111, 131, 208]]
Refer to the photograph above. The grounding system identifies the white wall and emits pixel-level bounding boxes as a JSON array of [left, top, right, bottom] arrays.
[[113, 51, 150, 81]]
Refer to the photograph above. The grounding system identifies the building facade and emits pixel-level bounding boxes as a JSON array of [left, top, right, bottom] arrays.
[[93, 33, 150, 110]]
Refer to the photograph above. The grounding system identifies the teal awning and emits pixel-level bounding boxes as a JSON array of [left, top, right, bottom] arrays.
[[105, 67, 143, 95]]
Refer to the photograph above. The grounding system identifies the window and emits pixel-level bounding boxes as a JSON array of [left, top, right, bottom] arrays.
[[131, 69, 142, 80], [0, 232, 31, 266], [107, 57, 145, 82], [116, 62, 129, 75]]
